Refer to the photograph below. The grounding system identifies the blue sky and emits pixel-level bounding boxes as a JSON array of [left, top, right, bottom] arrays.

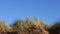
[[0, 0, 60, 25]]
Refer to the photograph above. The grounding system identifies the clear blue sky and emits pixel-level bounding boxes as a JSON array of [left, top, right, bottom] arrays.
[[0, 0, 60, 25]]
